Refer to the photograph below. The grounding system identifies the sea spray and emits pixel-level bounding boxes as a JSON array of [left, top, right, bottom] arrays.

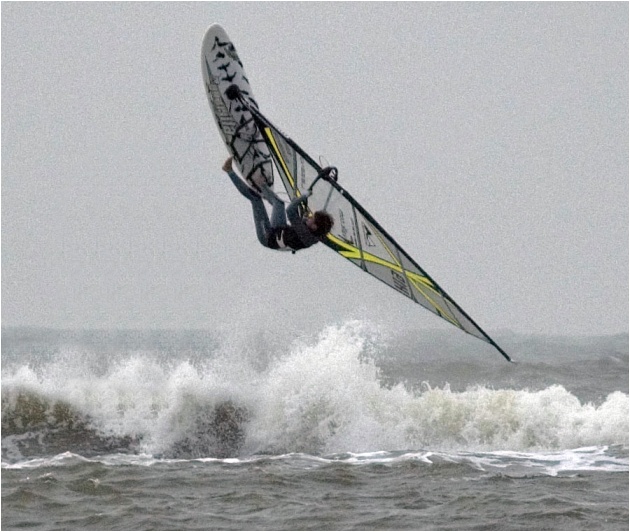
[[2, 321, 628, 462]]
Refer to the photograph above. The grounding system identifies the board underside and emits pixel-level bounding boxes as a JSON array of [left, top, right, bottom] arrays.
[[201, 24, 273, 187]]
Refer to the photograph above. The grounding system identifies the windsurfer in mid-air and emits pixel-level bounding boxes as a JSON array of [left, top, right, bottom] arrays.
[[222, 156, 334, 252]]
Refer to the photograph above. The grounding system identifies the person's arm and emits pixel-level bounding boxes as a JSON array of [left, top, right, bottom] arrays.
[[286, 190, 311, 225]]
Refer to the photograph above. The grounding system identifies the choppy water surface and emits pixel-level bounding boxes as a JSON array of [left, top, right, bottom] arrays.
[[2, 323, 628, 530]]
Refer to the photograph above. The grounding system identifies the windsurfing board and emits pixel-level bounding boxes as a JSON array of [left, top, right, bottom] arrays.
[[201, 23, 273, 188]]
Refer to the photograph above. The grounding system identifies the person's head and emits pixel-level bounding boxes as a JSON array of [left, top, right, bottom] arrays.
[[306, 211, 334, 238]]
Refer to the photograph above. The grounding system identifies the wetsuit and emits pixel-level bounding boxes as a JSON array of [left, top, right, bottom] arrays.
[[226, 170, 319, 252]]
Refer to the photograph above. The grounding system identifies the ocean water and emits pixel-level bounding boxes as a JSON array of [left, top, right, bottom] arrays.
[[2, 322, 628, 530]]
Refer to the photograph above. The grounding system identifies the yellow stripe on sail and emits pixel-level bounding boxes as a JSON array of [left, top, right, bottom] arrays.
[[327, 233, 461, 328], [406, 272, 461, 327], [264, 127, 296, 190], [327, 234, 401, 272]]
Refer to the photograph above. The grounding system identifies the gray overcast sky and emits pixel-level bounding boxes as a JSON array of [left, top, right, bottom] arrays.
[[2, 2, 628, 338]]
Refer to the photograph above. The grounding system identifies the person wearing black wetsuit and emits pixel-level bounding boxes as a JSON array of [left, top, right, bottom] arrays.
[[222, 156, 333, 252]]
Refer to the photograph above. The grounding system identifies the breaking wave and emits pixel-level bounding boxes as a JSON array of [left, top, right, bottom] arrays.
[[2, 322, 628, 464]]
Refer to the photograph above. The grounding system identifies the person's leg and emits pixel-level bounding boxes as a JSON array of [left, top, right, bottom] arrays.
[[249, 196, 272, 247], [225, 170, 272, 246], [260, 185, 287, 228], [226, 170, 259, 201]]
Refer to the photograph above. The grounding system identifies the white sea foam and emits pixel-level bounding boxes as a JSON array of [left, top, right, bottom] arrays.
[[2, 321, 628, 461]]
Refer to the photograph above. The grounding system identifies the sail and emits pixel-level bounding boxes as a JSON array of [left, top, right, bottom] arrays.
[[239, 98, 510, 362]]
